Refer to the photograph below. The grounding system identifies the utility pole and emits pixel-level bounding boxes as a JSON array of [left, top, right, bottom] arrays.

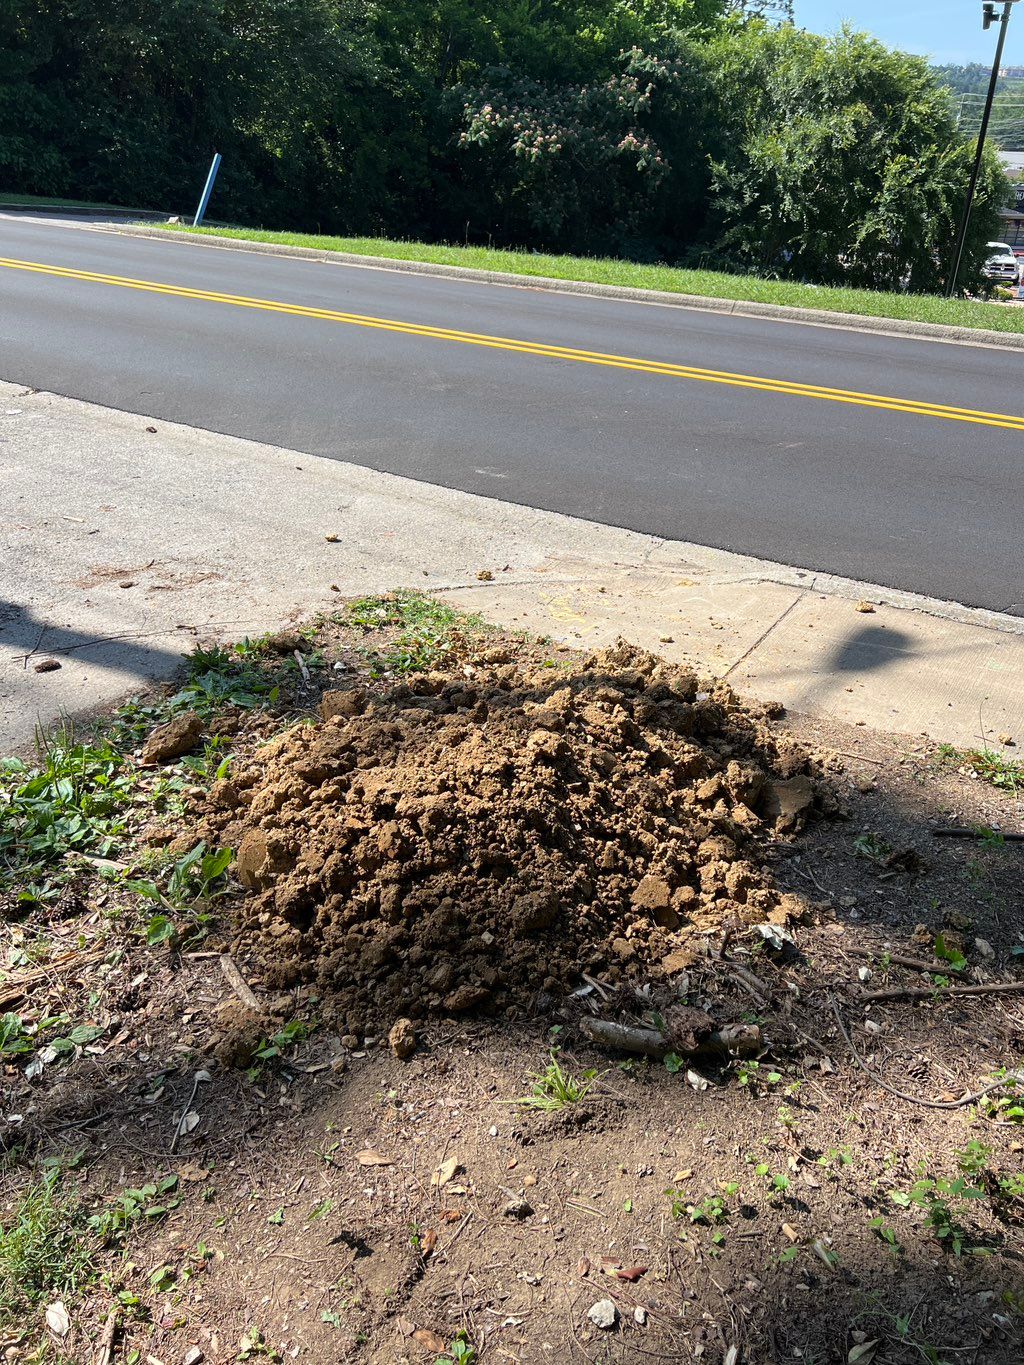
[[946, 0, 1018, 297]]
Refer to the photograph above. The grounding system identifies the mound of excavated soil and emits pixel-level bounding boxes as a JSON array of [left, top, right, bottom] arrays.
[[193, 642, 825, 1028]]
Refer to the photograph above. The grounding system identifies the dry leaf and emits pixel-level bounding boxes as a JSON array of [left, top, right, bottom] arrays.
[[848, 1343, 879, 1364], [413, 1328, 446, 1353], [356, 1149, 394, 1167], [420, 1229, 438, 1258], [577, 1256, 591, 1277], [440, 1208, 464, 1223], [431, 1157, 461, 1189], [615, 1265, 649, 1283], [45, 1302, 71, 1337], [178, 1162, 210, 1183], [600, 1255, 623, 1272], [396, 1317, 415, 1338]]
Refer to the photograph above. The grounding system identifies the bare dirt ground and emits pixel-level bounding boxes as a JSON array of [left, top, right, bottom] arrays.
[[2, 595, 1023, 1365]]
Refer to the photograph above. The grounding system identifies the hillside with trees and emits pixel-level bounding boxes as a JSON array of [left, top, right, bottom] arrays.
[[1, 0, 1008, 290], [933, 62, 1024, 150]]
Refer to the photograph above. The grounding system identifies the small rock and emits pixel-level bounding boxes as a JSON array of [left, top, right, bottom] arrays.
[[33, 657, 62, 673], [587, 1299, 618, 1331], [855, 601, 875, 613], [523, 1173, 537, 1188], [208, 779, 241, 810], [975, 938, 995, 959], [502, 1196, 534, 1219], [444, 983, 491, 1013], [341, 1034, 359, 1049], [266, 630, 302, 654], [183, 1349, 205, 1365], [634, 1307, 647, 1326], [321, 688, 366, 721], [388, 1017, 417, 1060], [762, 775, 817, 834], [141, 711, 203, 763], [632, 874, 673, 920]]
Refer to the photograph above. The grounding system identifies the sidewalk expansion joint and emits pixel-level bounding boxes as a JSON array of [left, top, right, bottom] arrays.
[[721, 591, 807, 681]]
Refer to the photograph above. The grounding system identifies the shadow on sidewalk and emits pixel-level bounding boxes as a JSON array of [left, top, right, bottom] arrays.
[[1, 598, 189, 679]]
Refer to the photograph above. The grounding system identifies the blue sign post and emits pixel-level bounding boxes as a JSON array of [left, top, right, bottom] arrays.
[[193, 152, 222, 228]]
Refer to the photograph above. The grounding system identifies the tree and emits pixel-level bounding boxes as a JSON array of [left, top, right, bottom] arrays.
[[699, 23, 1008, 291]]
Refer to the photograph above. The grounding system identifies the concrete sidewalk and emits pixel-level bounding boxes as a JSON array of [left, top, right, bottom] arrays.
[[3, 380, 1022, 755]]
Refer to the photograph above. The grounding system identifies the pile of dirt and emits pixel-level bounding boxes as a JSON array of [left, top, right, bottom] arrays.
[[191, 641, 828, 1028]]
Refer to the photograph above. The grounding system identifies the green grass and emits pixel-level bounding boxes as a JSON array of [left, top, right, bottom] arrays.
[[158, 224, 1024, 336], [515, 1053, 597, 1111], [0, 642, 298, 905], [345, 590, 487, 675], [936, 742, 1023, 796], [0, 728, 139, 904], [0, 1171, 93, 1317]]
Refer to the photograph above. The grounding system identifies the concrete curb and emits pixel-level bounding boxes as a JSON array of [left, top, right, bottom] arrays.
[[117, 223, 1024, 352]]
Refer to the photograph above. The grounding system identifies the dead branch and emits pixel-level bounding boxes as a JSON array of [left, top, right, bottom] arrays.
[[219, 953, 261, 1011], [0, 948, 108, 1011], [848, 946, 966, 976], [93, 1308, 118, 1365], [860, 981, 1024, 1004], [830, 996, 1024, 1110], [931, 828, 1024, 842], [579, 1017, 761, 1059]]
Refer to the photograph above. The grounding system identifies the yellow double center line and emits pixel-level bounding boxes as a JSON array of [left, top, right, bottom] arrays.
[[4, 253, 1024, 432]]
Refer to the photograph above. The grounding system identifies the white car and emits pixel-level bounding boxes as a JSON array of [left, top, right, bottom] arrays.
[[982, 241, 1020, 284]]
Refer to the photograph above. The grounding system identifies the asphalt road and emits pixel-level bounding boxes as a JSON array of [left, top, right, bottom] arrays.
[[2, 214, 1022, 614]]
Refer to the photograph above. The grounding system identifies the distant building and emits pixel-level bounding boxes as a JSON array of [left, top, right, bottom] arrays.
[[997, 150, 1024, 246], [998, 66, 1024, 78]]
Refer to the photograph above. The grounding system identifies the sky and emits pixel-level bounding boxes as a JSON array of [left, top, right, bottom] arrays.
[[795, 0, 1024, 65]]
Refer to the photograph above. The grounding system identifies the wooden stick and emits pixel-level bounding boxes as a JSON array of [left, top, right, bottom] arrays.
[[848, 946, 966, 976], [830, 995, 1024, 1110], [579, 1017, 761, 1058], [0, 948, 108, 1010], [94, 1308, 118, 1365], [219, 953, 261, 1011], [861, 981, 1024, 1004], [931, 828, 1024, 842]]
